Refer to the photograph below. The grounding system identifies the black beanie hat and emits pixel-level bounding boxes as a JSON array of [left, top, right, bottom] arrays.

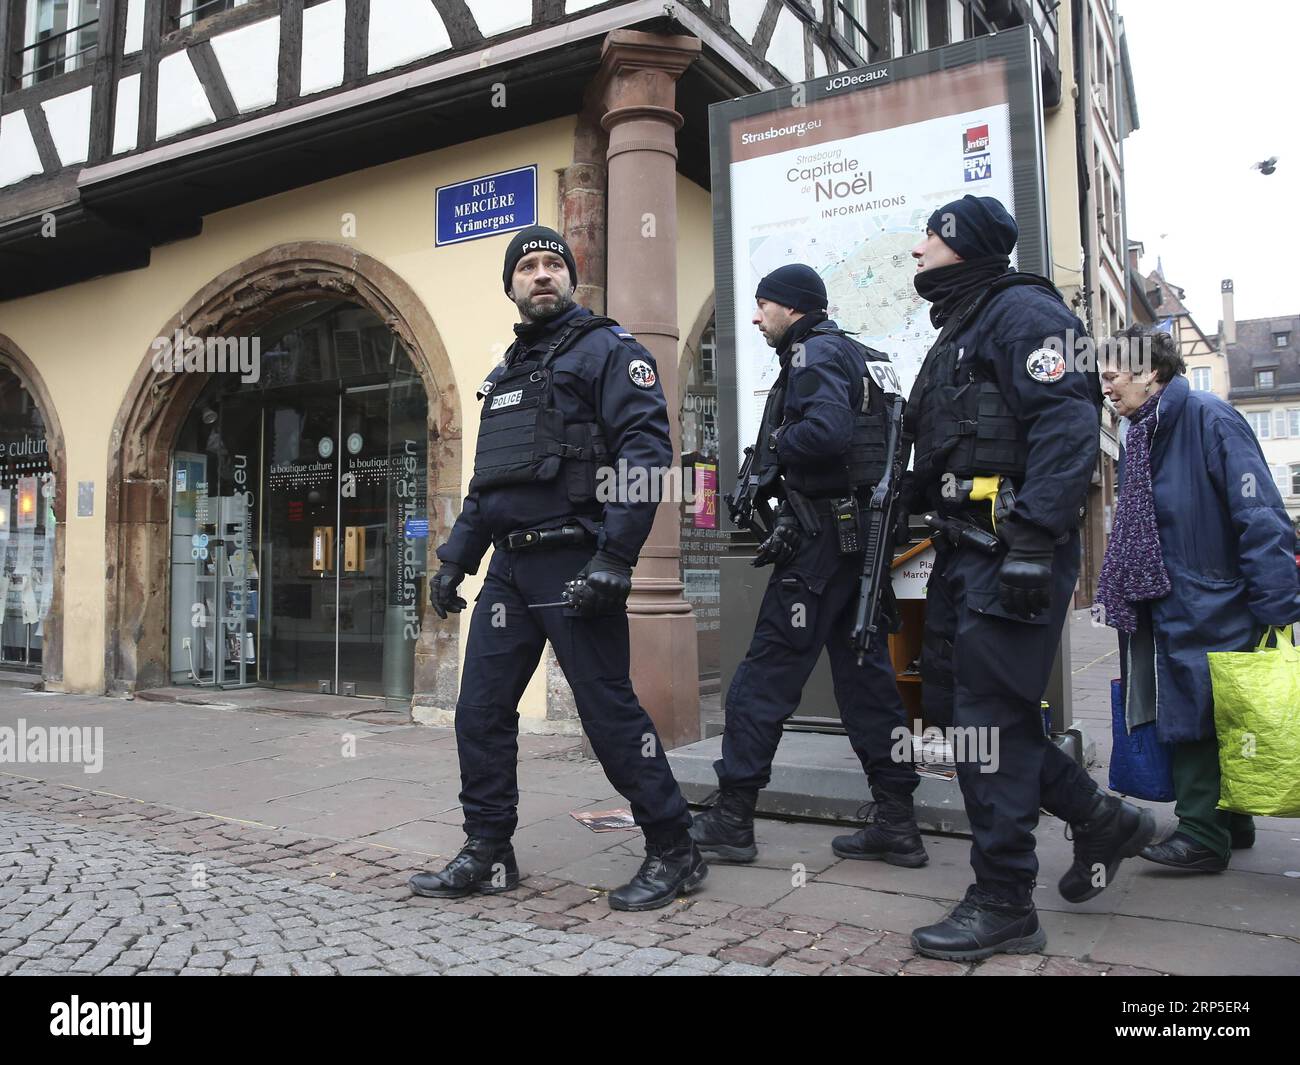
[[755, 264, 827, 313], [926, 195, 1018, 260], [503, 225, 578, 296]]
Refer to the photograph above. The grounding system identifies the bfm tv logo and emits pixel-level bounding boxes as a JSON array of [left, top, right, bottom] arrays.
[[963, 123, 991, 183]]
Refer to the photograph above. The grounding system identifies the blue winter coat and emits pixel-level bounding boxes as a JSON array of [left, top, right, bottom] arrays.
[[1118, 374, 1300, 743]]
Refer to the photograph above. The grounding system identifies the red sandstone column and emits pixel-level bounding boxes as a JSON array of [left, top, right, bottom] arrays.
[[593, 30, 703, 750]]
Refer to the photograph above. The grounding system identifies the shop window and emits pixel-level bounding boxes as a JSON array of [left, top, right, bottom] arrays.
[[1292, 465, 1300, 498], [680, 320, 722, 682], [15, 0, 101, 88], [0, 364, 55, 671], [168, 300, 427, 706]]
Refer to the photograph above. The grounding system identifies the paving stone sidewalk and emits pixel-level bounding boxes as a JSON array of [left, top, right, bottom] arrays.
[[1, 783, 1144, 977], [1, 614, 1297, 976]]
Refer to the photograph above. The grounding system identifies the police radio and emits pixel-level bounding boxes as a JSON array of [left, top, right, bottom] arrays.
[[833, 497, 861, 555]]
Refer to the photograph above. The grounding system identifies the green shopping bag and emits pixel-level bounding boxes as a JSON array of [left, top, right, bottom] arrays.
[[1208, 626, 1300, 817]]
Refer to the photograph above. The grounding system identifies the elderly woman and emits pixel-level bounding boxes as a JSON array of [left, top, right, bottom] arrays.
[[1097, 326, 1300, 871]]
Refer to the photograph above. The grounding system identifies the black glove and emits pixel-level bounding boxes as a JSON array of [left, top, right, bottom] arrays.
[[565, 551, 633, 617], [430, 562, 467, 620], [752, 514, 801, 568], [997, 518, 1055, 620]]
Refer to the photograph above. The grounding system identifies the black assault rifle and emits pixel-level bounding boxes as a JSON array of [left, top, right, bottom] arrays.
[[849, 393, 906, 666], [724, 442, 779, 538]]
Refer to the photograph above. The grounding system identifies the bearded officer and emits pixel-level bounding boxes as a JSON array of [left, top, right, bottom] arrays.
[[904, 196, 1155, 960], [409, 226, 706, 911], [689, 265, 925, 868]]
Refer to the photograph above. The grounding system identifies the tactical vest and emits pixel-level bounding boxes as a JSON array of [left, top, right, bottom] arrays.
[[469, 315, 614, 504], [907, 274, 1058, 485], [782, 324, 902, 498]]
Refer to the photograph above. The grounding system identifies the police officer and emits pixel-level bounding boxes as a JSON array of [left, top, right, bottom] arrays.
[[408, 226, 706, 911], [904, 196, 1155, 960], [689, 265, 926, 868]]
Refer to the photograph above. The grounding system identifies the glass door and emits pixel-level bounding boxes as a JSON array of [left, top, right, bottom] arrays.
[[167, 300, 429, 705], [262, 386, 341, 693]]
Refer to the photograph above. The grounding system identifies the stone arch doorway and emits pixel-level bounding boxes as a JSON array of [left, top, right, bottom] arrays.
[[104, 243, 462, 711], [0, 334, 67, 688]]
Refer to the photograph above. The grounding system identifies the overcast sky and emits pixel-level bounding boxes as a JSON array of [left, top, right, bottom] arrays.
[[1120, 0, 1300, 330]]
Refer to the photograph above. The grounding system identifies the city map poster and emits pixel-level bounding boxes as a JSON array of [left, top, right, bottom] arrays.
[[725, 58, 1017, 453]]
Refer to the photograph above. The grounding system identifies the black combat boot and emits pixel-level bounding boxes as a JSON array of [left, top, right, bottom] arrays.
[[831, 791, 929, 867], [911, 885, 1046, 962], [408, 837, 520, 898], [688, 787, 758, 863], [608, 838, 708, 911], [1057, 791, 1156, 903]]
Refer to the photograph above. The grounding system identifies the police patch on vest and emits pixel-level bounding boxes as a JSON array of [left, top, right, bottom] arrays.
[[867, 362, 902, 395], [478, 380, 495, 397], [490, 389, 524, 410], [628, 360, 657, 389], [1026, 348, 1066, 384]]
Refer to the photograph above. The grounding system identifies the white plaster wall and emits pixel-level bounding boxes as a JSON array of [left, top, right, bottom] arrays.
[[124, 0, 145, 54], [730, 0, 767, 43], [368, 0, 451, 75], [156, 51, 217, 140], [0, 111, 44, 186], [813, 45, 827, 79], [210, 17, 281, 113], [466, 0, 532, 36], [766, 6, 807, 83], [301, 0, 346, 96], [565, 0, 606, 12], [113, 74, 142, 155], [41, 87, 93, 167]]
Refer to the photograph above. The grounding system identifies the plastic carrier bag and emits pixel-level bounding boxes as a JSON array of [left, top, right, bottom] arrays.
[[1108, 677, 1175, 802], [1208, 626, 1300, 818]]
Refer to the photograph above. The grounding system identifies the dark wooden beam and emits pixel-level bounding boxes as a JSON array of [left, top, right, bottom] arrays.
[[189, 39, 238, 120], [140, 0, 165, 147], [344, 0, 369, 84], [278, 0, 305, 104], [24, 104, 63, 174], [88, 0, 122, 164], [431, 0, 486, 50]]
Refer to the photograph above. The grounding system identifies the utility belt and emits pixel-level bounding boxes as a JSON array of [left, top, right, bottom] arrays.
[[794, 493, 872, 556], [495, 524, 596, 553], [933, 474, 1017, 532], [808, 493, 868, 517]]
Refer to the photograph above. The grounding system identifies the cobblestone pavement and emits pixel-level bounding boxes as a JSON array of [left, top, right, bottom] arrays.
[[0, 777, 1163, 977]]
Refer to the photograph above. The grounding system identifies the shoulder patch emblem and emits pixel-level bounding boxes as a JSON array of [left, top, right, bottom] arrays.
[[628, 359, 657, 390], [1026, 348, 1066, 384], [475, 380, 495, 400]]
